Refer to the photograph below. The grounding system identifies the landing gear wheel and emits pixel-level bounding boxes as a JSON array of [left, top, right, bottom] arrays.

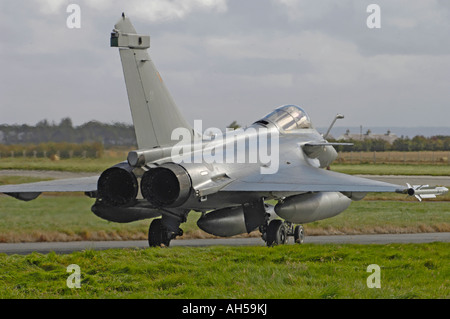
[[266, 220, 287, 247], [148, 219, 171, 247], [294, 225, 304, 244]]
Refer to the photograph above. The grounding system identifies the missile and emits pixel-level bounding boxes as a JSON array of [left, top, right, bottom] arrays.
[[405, 183, 449, 201]]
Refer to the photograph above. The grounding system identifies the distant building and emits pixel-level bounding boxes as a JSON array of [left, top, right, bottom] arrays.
[[337, 129, 399, 144]]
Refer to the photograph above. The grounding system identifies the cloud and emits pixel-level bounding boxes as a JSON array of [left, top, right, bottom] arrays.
[[34, 0, 67, 14], [0, 0, 449, 129], [125, 0, 228, 22], [33, 0, 228, 23], [273, 0, 450, 56]]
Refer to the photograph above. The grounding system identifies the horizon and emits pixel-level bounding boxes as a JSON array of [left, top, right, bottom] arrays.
[[1, 117, 449, 138]]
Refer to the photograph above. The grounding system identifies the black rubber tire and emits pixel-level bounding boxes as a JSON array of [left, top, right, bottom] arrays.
[[148, 219, 171, 247], [266, 220, 287, 247], [294, 225, 304, 244]]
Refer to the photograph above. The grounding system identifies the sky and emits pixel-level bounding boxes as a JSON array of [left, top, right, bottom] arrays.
[[1, 0, 449, 131]]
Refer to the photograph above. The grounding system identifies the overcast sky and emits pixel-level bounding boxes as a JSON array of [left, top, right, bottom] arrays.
[[1, 0, 449, 131]]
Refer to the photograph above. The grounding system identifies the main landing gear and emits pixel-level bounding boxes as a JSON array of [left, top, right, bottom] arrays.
[[148, 215, 184, 247], [260, 220, 304, 247], [147, 214, 304, 248]]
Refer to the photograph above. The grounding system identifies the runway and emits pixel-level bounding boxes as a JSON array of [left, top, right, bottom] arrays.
[[0, 232, 448, 255]]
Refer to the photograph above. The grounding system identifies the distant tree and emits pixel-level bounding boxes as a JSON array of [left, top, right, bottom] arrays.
[[370, 138, 390, 152], [6, 118, 448, 151], [36, 119, 50, 128], [59, 117, 73, 128], [410, 135, 427, 151], [392, 136, 411, 151]]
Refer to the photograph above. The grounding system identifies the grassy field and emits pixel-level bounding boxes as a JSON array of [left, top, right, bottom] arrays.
[[337, 151, 450, 165], [1, 156, 450, 175], [0, 156, 448, 300], [0, 243, 448, 298], [332, 163, 450, 176], [0, 193, 448, 243], [0, 170, 449, 243], [0, 158, 448, 242], [0, 157, 119, 173]]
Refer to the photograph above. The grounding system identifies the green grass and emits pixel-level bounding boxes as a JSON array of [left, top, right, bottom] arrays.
[[1, 156, 448, 300], [306, 200, 450, 235], [0, 157, 121, 173], [0, 243, 448, 298], [0, 165, 448, 300], [0, 195, 448, 242], [332, 163, 450, 176], [1, 157, 449, 176], [0, 170, 448, 243], [0, 195, 149, 242]]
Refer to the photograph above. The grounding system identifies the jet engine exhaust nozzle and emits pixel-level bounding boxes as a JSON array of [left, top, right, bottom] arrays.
[[97, 164, 139, 207], [141, 163, 191, 207]]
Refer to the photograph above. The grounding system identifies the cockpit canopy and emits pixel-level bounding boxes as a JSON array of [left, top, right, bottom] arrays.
[[255, 105, 312, 131]]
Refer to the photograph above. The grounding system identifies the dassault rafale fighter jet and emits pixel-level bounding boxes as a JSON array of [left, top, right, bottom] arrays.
[[1, 14, 447, 247]]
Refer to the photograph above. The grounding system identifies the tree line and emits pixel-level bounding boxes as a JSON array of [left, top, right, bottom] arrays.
[[330, 135, 450, 152], [1, 118, 449, 153], [0, 142, 103, 159], [0, 118, 137, 147]]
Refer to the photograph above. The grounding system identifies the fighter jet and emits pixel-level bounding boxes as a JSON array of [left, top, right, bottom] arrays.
[[0, 14, 447, 247]]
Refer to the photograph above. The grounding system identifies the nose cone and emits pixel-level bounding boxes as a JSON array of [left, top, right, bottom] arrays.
[[197, 206, 247, 237]]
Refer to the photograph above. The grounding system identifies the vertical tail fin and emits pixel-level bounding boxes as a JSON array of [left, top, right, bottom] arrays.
[[111, 14, 193, 149]]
